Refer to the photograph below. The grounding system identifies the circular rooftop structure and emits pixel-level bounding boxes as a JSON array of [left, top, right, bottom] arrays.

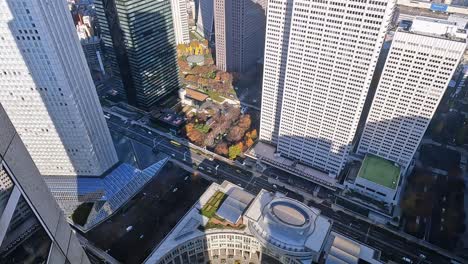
[[186, 54, 205, 66], [248, 196, 330, 259], [271, 201, 308, 227]]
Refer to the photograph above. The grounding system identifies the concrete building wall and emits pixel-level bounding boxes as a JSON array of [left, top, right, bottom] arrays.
[[0, 104, 90, 264], [170, 0, 190, 44], [260, 0, 396, 177], [358, 22, 466, 170], [259, 0, 294, 145], [0, 0, 118, 177]]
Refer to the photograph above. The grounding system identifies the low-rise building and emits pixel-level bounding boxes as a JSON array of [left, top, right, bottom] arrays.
[[144, 181, 333, 264], [179, 88, 209, 107], [345, 155, 401, 206]]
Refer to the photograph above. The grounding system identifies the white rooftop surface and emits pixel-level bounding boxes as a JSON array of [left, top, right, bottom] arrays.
[[325, 232, 382, 264], [144, 181, 247, 263], [245, 190, 331, 254], [244, 189, 275, 221], [306, 216, 332, 253], [448, 14, 468, 29], [216, 188, 255, 224], [248, 142, 336, 186], [411, 16, 460, 36]]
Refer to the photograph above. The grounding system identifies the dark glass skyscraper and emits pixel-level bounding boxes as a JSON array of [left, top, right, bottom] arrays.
[[95, 0, 180, 109]]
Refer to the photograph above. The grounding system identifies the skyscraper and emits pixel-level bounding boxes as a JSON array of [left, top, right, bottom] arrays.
[[260, 0, 396, 177], [357, 17, 466, 170], [214, 0, 266, 72], [170, 0, 190, 44], [95, 0, 180, 109], [0, 0, 118, 177], [0, 104, 91, 264], [197, 0, 215, 41]]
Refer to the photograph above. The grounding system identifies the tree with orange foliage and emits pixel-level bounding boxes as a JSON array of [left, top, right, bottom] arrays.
[[185, 75, 199, 84], [186, 123, 206, 146], [249, 129, 257, 140], [214, 142, 229, 156], [190, 40, 200, 48], [245, 137, 254, 148], [238, 114, 251, 129]]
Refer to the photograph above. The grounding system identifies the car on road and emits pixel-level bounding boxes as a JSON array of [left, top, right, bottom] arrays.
[[401, 257, 413, 263]]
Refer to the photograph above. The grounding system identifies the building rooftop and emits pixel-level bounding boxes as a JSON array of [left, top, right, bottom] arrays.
[[245, 190, 331, 256], [399, 16, 467, 42], [185, 88, 208, 102], [145, 181, 332, 263], [357, 155, 400, 190], [216, 188, 254, 224], [45, 158, 169, 230], [323, 232, 382, 264]]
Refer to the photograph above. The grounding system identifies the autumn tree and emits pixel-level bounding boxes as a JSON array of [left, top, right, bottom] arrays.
[[245, 137, 254, 148], [227, 126, 244, 142], [238, 114, 251, 129], [185, 75, 199, 84], [205, 57, 214, 65], [190, 40, 200, 48], [249, 129, 257, 140], [214, 142, 229, 156], [228, 142, 243, 160], [186, 123, 206, 146]]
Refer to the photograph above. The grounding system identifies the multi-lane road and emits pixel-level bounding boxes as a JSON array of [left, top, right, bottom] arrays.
[[104, 109, 460, 264]]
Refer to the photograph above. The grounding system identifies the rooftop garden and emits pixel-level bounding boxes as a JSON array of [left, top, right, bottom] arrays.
[[176, 40, 237, 103], [358, 155, 400, 189], [200, 190, 226, 218], [199, 191, 245, 231], [71, 202, 94, 226]]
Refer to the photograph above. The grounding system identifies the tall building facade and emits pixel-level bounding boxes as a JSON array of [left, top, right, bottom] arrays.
[[357, 17, 466, 169], [170, 0, 190, 44], [197, 0, 215, 41], [260, 0, 396, 177], [0, 104, 91, 264], [95, 0, 180, 109], [214, 0, 266, 72], [0, 0, 118, 177]]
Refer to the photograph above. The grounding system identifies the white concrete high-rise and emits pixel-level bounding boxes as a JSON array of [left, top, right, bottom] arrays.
[[170, 0, 190, 44], [0, 0, 118, 177], [260, 0, 396, 177], [357, 17, 466, 170]]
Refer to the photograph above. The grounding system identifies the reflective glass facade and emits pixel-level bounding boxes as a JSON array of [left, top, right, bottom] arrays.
[[95, 0, 180, 109]]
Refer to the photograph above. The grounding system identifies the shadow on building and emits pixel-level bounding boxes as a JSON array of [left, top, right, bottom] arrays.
[[98, 2, 180, 110]]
